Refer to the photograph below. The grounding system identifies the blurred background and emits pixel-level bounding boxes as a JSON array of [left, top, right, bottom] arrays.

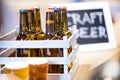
[[0, 0, 120, 36], [0, 0, 120, 80]]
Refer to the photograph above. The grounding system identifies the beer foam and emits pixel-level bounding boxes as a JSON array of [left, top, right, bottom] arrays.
[[27, 59, 48, 65], [5, 62, 28, 69]]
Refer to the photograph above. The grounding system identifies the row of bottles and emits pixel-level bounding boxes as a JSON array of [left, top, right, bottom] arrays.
[[16, 6, 72, 73], [16, 6, 44, 57]]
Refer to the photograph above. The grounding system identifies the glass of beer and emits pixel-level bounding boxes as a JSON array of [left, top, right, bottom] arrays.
[[4, 62, 29, 80], [27, 58, 49, 80]]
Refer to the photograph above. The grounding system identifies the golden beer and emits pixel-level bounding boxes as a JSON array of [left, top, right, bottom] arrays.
[[27, 59, 48, 80], [4, 62, 29, 80]]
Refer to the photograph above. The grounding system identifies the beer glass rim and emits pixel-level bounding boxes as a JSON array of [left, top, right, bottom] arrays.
[[5, 62, 28, 69], [27, 58, 48, 65]]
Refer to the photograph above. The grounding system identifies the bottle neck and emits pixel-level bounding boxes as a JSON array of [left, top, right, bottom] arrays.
[[64, 10, 68, 30], [54, 9, 61, 33], [27, 10, 36, 33], [19, 12, 28, 34], [61, 9, 68, 31], [46, 11, 55, 35], [34, 8, 42, 30]]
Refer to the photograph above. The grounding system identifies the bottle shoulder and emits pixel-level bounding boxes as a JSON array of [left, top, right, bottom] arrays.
[[16, 34, 28, 40], [44, 34, 60, 40], [63, 30, 72, 38], [56, 32, 65, 40]]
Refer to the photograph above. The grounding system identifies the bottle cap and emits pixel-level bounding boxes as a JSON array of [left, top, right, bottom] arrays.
[[19, 9, 28, 12], [54, 7, 61, 11], [48, 6, 55, 9], [60, 6, 67, 9], [46, 9, 54, 12], [34, 6, 40, 9], [27, 8, 34, 11]]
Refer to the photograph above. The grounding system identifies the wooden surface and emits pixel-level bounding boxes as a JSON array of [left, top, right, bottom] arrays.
[[0, 74, 22, 80], [77, 47, 120, 69], [72, 64, 91, 80], [0, 65, 91, 80], [73, 47, 120, 80]]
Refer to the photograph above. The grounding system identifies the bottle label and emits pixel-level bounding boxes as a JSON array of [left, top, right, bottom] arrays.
[[46, 20, 54, 24], [23, 49, 28, 54], [47, 48, 51, 56]]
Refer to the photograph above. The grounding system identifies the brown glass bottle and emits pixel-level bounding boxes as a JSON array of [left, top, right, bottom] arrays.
[[54, 8, 65, 73], [16, 9, 29, 57], [43, 10, 61, 73], [61, 6, 72, 37], [27, 9, 38, 57], [34, 6, 45, 57], [61, 6, 72, 54], [60, 6, 73, 71], [54, 7, 65, 57]]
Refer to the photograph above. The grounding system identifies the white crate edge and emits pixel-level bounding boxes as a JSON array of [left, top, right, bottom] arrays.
[[0, 30, 78, 48]]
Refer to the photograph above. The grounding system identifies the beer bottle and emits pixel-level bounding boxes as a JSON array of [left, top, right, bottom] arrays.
[[54, 7, 65, 56], [61, 6, 72, 54], [16, 9, 29, 57], [54, 7, 66, 73], [43, 9, 61, 73], [34, 6, 45, 57], [27, 9, 38, 57], [54, 8, 63, 36], [61, 6, 72, 37], [60, 6, 73, 71]]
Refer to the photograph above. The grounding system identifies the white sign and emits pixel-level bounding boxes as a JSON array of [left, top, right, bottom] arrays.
[[50, 1, 117, 52]]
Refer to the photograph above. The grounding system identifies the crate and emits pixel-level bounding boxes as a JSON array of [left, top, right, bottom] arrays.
[[0, 26, 79, 80]]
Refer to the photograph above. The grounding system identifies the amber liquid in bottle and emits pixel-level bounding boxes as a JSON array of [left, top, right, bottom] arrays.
[[34, 6, 45, 57], [61, 6, 73, 72], [54, 8, 66, 73], [43, 10, 61, 73], [27, 9, 38, 57], [54, 8, 64, 37], [61, 6, 72, 54], [16, 9, 29, 57]]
